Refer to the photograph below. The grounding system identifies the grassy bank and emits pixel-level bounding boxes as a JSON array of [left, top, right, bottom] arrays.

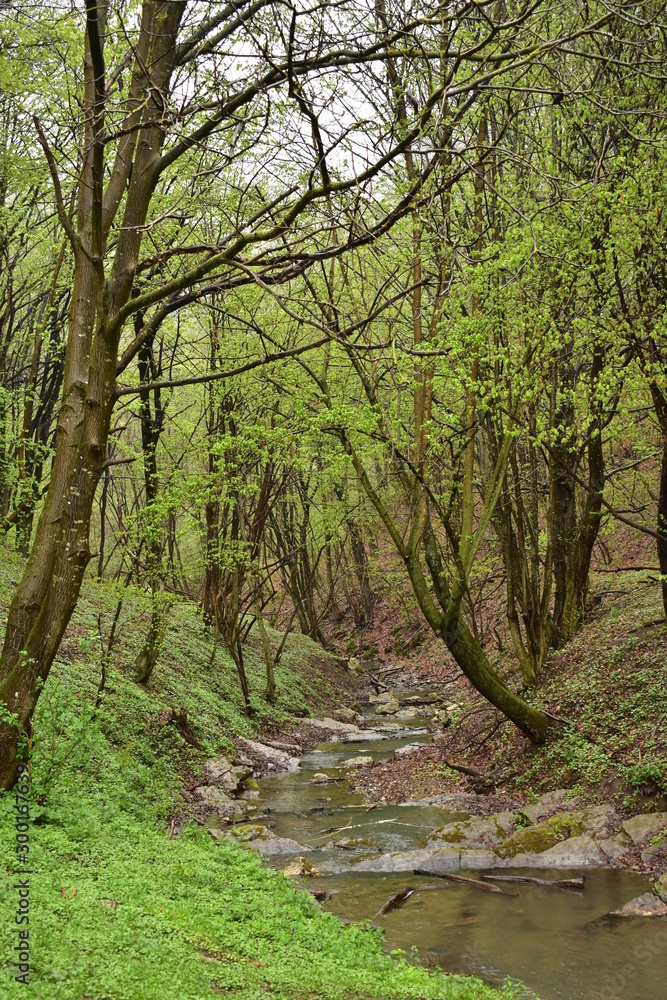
[[0, 552, 512, 1000]]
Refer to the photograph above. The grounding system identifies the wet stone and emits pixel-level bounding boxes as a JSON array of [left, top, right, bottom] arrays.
[[283, 856, 323, 877], [610, 892, 667, 918], [351, 847, 462, 873], [375, 698, 400, 715], [427, 815, 510, 849], [340, 756, 374, 769]]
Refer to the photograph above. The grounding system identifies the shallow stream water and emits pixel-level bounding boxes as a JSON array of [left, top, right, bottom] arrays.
[[254, 727, 667, 1000]]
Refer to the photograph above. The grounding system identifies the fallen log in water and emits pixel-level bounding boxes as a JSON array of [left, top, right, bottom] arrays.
[[483, 874, 585, 890], [373, 887, 415, 917], [414, 870, 515, 895]]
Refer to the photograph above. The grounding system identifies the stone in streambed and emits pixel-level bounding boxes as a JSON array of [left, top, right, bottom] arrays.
[[427, 813, 515, 849], [577, 804, 619, 839], [351, 847, 462, 873], [333, 707, 362, 724], [283, 856, 323, 877], [620, 811, 667, 846], [598, 834, 632, 859], [209, 823, 308, 856], [310, 773, 336, 784], [610, 893, 667, 917], [340, 756, 374, 769], [529, 834, 605, 867], [369, 692, 394, 705], [458, 848, 499, 870], [333, 836, 377, 850], [494, 810, 584, 858], [237, 737, 300, 772], [375, 698, 400, 715], [201, 756, 253, 794], [317, 717, 361, 733], [196, 785, 249, 820]]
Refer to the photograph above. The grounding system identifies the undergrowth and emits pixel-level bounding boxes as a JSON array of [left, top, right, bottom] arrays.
[[0, 551, 511, 999]]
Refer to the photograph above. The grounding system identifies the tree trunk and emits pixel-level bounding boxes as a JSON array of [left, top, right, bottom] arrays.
[[0, 0, 186, 787], [254, 591, 276, 703], [448, 621, 550, 741], [552, 353, 605, 644], [658, 440, 667, 617], [651, 386, 667, 617], [135, 597, 168, 685]]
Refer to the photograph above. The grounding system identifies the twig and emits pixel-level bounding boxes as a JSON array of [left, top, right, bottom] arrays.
[[373, 887, 415, 917], [413, 870, 515, 895], [483, 874, 584, 889]]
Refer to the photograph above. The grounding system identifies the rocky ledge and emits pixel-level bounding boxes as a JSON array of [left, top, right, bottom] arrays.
[[350, 792, 667, 886]]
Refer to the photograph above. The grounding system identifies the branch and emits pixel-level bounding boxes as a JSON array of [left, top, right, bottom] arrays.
[[33, 117, 78, 253], [114, 336, 332, 398]]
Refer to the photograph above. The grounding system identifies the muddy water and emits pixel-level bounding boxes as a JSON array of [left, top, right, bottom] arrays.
[[256, 731, 667, 1000]]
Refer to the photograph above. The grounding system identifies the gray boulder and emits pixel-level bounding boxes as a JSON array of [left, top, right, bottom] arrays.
[[196, 785, 249, 820], [369, 692, 393, 705], [598, 834, 632, 859], [578, 804, 619, 839], [197, 785, 232, 808], [237, 738, 300, 772], [313, 717, 360, 733], [610, 892, 667, 917], [333, 707, 360, 724], [210, 823, 308, 855], [427, 814, 512, 849], [201, 757, 253, 795], [344, 729, 387, 742], [519, 789, 577, 825], [340, 755, 374, 769], [351, 847, 462, 873], [375, 698, 400, 715], [531, 834, 605, 867], [621, 811, 667, 846]]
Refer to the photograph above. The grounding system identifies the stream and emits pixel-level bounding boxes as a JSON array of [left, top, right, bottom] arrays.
[[242, 721, 667, 999]]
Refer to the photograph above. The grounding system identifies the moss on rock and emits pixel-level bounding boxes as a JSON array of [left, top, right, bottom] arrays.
[[494, 812, 583, 859]]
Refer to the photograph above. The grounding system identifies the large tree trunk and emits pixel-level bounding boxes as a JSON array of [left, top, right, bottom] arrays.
[[0, 1, 186, 788]]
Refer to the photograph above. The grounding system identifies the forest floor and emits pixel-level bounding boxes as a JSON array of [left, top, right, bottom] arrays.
[[0, 548, 509, 1000]]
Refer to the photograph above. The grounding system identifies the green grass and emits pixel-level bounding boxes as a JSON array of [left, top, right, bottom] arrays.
[[0, 551, 512, 1000]]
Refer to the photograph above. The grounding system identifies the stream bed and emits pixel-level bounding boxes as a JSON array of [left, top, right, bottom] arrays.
[[252, 729, 667, 1000]]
